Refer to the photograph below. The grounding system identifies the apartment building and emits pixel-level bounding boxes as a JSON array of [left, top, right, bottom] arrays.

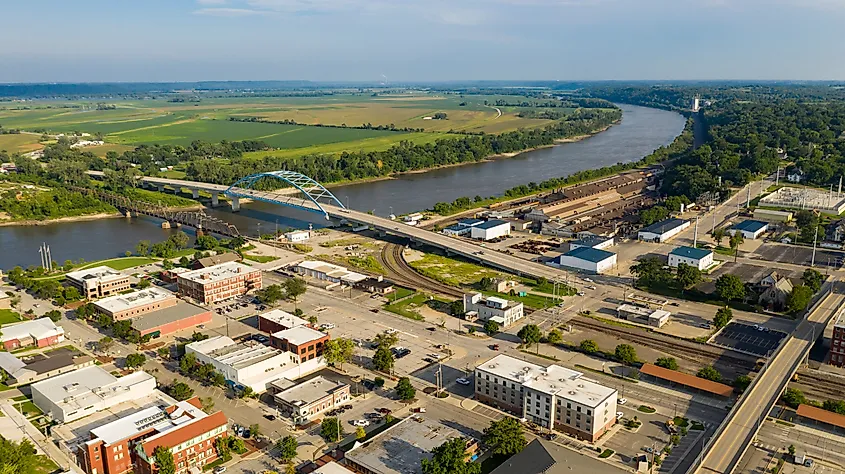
[[270, 326, 329, 363], [830, 313, 845, 367], [177, 262, 262, 305], [272, 376, 350, 425], [65, 266, 131, 299], [77, 398, 228, 474], [93, 288, 177, 320], [475, 355, 617, 442], [463, 293, 524, 328]]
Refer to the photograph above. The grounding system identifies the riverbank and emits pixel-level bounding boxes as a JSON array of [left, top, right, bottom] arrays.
[[0, 204, 201, 227]]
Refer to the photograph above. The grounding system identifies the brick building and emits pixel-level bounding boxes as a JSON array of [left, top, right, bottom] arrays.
[[0, 317, 65, 351], [78, 398, 228, 474], [65, 266, 131, 299], [177, 262, 261, 305], [830, 313, 845, 367], [271, 326, 329, 363], [93, 288, 178, 320], [258, 309, 309, 334]]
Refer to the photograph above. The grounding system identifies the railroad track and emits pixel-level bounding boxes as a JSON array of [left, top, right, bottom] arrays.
[[381, 243, 464, 298], [793, 370, 845, 399]]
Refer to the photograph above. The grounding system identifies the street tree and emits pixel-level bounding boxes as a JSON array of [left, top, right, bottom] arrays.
[[154, 446, 176, 474], [802, 268, 823, 292], [713, 307, 733, 329], [125, 353, 146, 369], [733, 375, 751, 393], [276, 435, 298, 462], [715, 274, 745, 303], [712, 227, 727, 247], [323, 338, 355, 370], [396, 377, 416, 401], [356, 426, 367, 440], [630, 256, 670, 288], [482, 417, 527, 456], [421, 438, 481, 474], [483, 319, 499, 336], [546, 329, 562, 345], [786, 285, 814, 314], [98, 336, 114, 353], [517, 324, 542, 354], [675, 263, 702, 291], [374, 331, 399, 348], [729, 232, 745, 262], [615, 344, 637, 365], [655, 357, 678, 370], [284, 278, 307, 308], [579, 339, 599, 354], [373, 346, 394, 373], [320, 417, 342, 443], [696, 366, 722, 383], [256, 284, 285, 305]]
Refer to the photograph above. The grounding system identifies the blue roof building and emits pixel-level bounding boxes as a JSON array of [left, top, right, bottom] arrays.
[[730, 220, 769, 239], [552, 246, 617, 274], [668, 246, 715, 270]]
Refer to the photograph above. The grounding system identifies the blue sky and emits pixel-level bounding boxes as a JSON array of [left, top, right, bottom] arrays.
[[2, 0, 845, 82]]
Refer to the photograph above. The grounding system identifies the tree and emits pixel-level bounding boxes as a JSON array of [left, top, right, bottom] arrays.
[[276, 435, 298, 462], [239, 386, 255, 399], [713, 307, 733, 329], [696, 365, 722, 382], [0, 436, 40, 474], [249, 423, 261, 439], [215, 437, 231, 458], [373, 345, 394, 373], [284, 278, 307, 308], [125, 353, 146, 368], [630, 256, 671, 288], [580, 339, 599, 354], [308, 315, 318, 325], [421, 438, 481, 474], [781, 388, 806, 409], [256, 284, 285, 305], [195, 235, 218, 250], [715, 274, 745, 302], [200, 397, 215, 413], [323, 338, 355, 370], [180, 352, 198, 374], [63, 286, 80, 301], [517, 324, 542, 354], [483, 319, 500, 336], [802, 268, 823, 292], [285, 464, 296, 474], [396, 377, 416, 401], [655, 357, 678, 370], [734, 375, 752, 393], [320, 417, 342, 443], [675, 263, 702, 291], [44, 309, 62, 322], [786, 285, 814, 314], [449, 300, 465, 318], [169, 231, 190, 250], [136, 278, 151, 289], [788, 444, 796, 457], [546, 329, 562, 345], [98, 336, 114, 353], [729, 232, 745, 262], [356, 426, 367, 440], [712, 227, 727, 247], [162, 259, 174, 271], [374, 331, 399, 348], [153, 446, 176, 474], [482, 417, 527, 456], [615, 344, 637, 365], [135, 240, 150, 256], [823, 399, 845, 415], [229, 437, 246, 453], [165, 382, 194, 401]]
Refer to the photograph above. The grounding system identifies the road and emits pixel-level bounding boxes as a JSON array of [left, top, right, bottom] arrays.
[[695, 280, 845, 474]]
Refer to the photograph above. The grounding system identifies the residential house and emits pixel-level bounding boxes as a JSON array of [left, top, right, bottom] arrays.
[[758, 277, 794, 310]]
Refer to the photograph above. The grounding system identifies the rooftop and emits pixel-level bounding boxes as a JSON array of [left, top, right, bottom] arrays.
[[273, 326, 327, 346], [458, 218, 484, 227], [475, 219, 509, 230], [274, 376, 347, 406], [797, 404, 845, 430], [640, 218, 690, 235], [259, 309, 308, 329], [640, 363, 733, 397], [312, 462, 355, 474], [178, 262, 256, 285], [295, 260, 368, 283], [732, 219, 769, 233], [669, 246, 713, 260], [0, 317, 64, 343], [32, 366, 156, 411], [89, 399, 209, 445], [65, 266, 126, 283], [571, 236, 611, 247], [129, 301, 209, 333], [187, 336, 287, 369], [93, 288, 176, 313], [562, 246, 616, 263], [490, 438, 628, 474], [195, 252, 241, 268]]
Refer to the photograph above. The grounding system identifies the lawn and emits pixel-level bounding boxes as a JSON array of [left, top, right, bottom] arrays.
[[341, 255, 385, 274], [0, 133, 43, 153], [34, 455, 59, 474], [0, 309, 22, 325], [71, 256, 158, 271], [407, 252, 503, 287], [391, 287, 416, 300], [384, 293, 442, 321], [482, 290, 561, 310], [243, 254, 278, 263]]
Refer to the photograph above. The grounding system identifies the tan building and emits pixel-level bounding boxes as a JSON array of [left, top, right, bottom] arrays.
[[177, 262, 262, 305], [272, 376, 350, 425], [93, 288, 178, 320], [192, 252, 241, 269], [65, 266, 131, 299]]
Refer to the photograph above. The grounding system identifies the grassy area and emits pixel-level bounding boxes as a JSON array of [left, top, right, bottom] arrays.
[[319, 238, 369, 248], [99, 257, 159, 270], [0, 133, 43, 153], [243, 254, 278, 263], [0, 309, 22, 325], [407, 252, 502, 287], [482, 290, 561, 310], [392, 287, 416, 300], [34, 455, 59, 474], [383, 293, 443, 321], [599, 449, 615, 458], [673, 416, 689, 428], [691, 420, 706, 430], [342, 255, 385, 274], [14, 400, 43, 418]]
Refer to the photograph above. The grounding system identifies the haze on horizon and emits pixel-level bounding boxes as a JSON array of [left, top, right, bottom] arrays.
[[3, 0, 845, 83]]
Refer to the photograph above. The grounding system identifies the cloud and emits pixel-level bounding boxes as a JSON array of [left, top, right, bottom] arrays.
[[193, 7, 266, 16]]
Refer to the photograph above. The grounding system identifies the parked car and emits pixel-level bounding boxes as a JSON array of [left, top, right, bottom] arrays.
[[577, 292, 586, 296], [618, 398, 627, 405], [213, 467, 227, 474], [385, 328, 398, 335], [456, 378, 471, 385], [411, 407, 426, 413], [583, 278, 594, 283], [376, 408, 392, 414], [365, 412, 382, 420], [617, 411, 625, 419], [352, 419, 370, 427], [320, 323, 336, 330], [264, 414, 276, 421], [370, 308, 380, 313], [491, 344, 500, 351]]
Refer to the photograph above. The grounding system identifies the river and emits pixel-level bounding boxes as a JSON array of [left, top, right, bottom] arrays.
[[0, 104, 685, 270]]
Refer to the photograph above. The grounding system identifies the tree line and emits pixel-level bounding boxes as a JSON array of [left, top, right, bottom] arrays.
[[229, 116, 426, 133]]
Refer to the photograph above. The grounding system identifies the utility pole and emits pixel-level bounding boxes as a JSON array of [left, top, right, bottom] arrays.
[[812, 214, 819, 267], [746, 186, 751, 208], [693, 218, 699, 248]]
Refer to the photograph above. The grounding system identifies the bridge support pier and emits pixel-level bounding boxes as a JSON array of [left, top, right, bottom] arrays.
[[191, 188, 200, 199], [161, 221, 171, 229], [230, 196, 240, 212], [211, 191, 219, 207], [156, 184, 165, 193], [124, 210, 133, 218]]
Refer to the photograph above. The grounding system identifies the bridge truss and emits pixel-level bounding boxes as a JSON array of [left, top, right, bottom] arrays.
[[225, 171, 346, 219]]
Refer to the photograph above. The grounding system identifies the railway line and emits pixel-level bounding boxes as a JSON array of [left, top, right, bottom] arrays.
[[793, 369, 845, 399], [380, 243, 464, 298]]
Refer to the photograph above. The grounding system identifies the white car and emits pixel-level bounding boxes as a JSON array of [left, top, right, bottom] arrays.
[[385, 328, 398, 335], [213, 467, 226, 474], [428, 353, 443, 360], [583, 278, 594, 283], [352, 419, 370, 427], [618, 398, 627, 405], [586, 285, 597, 290], [456, 378, 471, 385], [320, 323, 336, 330], [577, 292, 585, 297], [617, 411, 625, 419]]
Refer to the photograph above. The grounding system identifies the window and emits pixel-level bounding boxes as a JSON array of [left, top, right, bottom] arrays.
[[587, 409, 592, 416]]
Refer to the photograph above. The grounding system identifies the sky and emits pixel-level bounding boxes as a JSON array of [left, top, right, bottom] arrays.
[[3, 0, 845, 83]]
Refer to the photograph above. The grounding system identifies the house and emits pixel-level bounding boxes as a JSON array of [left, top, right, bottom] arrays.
[[355, 276, 395, 295], [728, 220, 769, 240], [668, 246, 714, 271], [787, 168, 804, 183], [758, 277, 793, 310], [637, 218, 690, 243], [757, 271, 781, 289], [0, 317, 65, 351], [827, 219, 845, 243], [463, 293, 524, 327]]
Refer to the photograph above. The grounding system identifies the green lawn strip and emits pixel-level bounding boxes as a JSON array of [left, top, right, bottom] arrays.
[[383, 293, 449, 321], [0, 309, 23, 325], [391, 287, 416, 300], [691, 420, 706, 430], [243, 254, 279, 263], [672, 416, 689, 428], [480, 290, 561, 310], [638, 405, 657, 414], [202, 454, 232, 471], [599, 449, 615, 458], [34, 455, 59, 474]]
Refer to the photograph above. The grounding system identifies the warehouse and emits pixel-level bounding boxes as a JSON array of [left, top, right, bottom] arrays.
[[569, 236, 614, 251], [551, 246, 617, 274], [729, 220, 769, 239], [0, 317, 65, 351], [616, 304, 671, 328], [442, 218, 484, 237], [668, 246, 714, 271], [637, 218, 690, 243], [470, 219, 511, 241], [129, 302, 212, 338], [753, 208, 793, 223], [292, 261, 368, 287], [93, 287, 177, 320]]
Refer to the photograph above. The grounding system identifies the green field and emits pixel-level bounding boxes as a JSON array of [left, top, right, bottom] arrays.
[[243, 132, 461, 159], [0, 309, 22, 325], [0, 133, 43, 153]]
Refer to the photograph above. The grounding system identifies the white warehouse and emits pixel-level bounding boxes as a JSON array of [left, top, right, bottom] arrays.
[[471, 220, 511, 241], [550, 247, 617, 274], [668, 246, 714, 271], [638, 218, 690, 243]]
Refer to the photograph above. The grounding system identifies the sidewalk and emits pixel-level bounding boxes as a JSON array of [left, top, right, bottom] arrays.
[[0, 401, 81, 473]]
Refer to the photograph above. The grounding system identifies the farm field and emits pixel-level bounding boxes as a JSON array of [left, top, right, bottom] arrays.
[[0, 133, 43, 153], [242, 132, 461, 159]]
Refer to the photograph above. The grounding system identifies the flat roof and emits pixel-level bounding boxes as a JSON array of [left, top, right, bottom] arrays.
[[130, 301, 209, 333], [22, 348, 92, 375], [32, 366, 156, 410], [65, 266, 126, 284], [617, 304, 671, 320], [273, 326, 326, 346], [797, 404, 845, 430], [89, 399, 209, 445], [458, 218, 484, 227], [732, 220, 768, 233], [195, 252, 240, 268], [93, 288, 176, 313], [0, 317, 63, 342], [562, 246, 616, 263], [345, 416, 472, 474], [475, 219, 509, 230], [572, 236, 611, 247], [187, 336, 287, 369], [640, 218, 689, 235], [640, 363, 733, 397], [295, 260, 367, 282], [178, 262, 256, 284], [313, 462, 355, 474], [259, 309, 308, 329], [275, 376, 347, 406], [669, 246, 713, 260]]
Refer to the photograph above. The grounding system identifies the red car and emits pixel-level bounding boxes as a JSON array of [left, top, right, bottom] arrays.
[[376, 408, 392, 415]]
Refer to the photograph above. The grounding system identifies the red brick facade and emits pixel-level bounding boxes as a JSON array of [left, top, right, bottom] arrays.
[[831, 324, 845, 367], [271, 332, 329, 362], [178, 269, 262, 304], [135, 310, 213, 337]]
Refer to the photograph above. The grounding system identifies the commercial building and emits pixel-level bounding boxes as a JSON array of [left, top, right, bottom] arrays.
[[284, 230, 311, 243], [490, 438, 628, 474], [668, 246, 714, 271], [92, 288, 177, 320], [729, 220, 769, 240], [65, 266, 131, 299], [177, 262, 262, 305], [475, 355, 617, 441], [637, 218, 690, 243], [616, 304, 671, 328], [442, 218, 484, 237], [185, 336, 325, 393], [829, 312, 845, 367], [569, 236, 614, 251], [272, 376, 350, 425], [550, 247, 617, 274], [191, 252, 241, 270], [355, 277, 395, 295], [463, 293, 524, 328], [753, 208, 793, 223], [0, 317, 65, 351], [32, 366, 157, 423], [344, 416, 479, 474], [258, 309, 309, 334], [129, 302, 212, 338], [0, 348, 94, 386], [312, 463, 355, 474], [77, 398, 228, 474], [292, 261, 368, 287], [470, 219, 511, 241], [270, 326, 330, 363]]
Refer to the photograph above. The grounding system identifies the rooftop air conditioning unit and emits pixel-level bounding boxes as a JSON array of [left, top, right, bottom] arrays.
[[568, 391, 576, 395]]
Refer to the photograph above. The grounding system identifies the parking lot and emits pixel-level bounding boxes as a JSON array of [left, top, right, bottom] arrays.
[[754, 244, 845, 268], [711, 322, 787, 357]]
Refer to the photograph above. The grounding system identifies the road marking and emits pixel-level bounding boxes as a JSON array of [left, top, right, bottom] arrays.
[[374, 322, 418, 338]]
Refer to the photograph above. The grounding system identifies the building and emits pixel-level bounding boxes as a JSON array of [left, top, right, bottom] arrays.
[[0, 317, 65, 351], [509, 219, 532, 232], [177, 262, 262, 305], [312, 463, 355, 474], [490, 438, 629, 474], [758, 277, 793, 311], [293, 261, 368, 287], [271, 326, 330, 363], [470, 220, 511, 241], [185, 336, 325, 393], [787, 169, 804, 183], [191, 252, 241, 270], [637, 218, 690, 243], [729, 220, 769, 239], [616, 304, 671, 328], [442, 218, 485, 237], [0, 348, 94, 386], [160, 267, 191, 283], [355, 277, 395, 295], [759, 186, 845, 215], [753, 208, 793, 223], [272, 376, 350, 425], [463, 293, 524, 328], [258, 309, 309, 334], [569, 236, 614, 251], [639, 363, 733, 398], [475, 355, 617, 442], [829, 311, 845, 367], [285, 230, 311, 243], [344, 416, 479, 474], [668, 246, 714, 271], [77, 398, 228, 474], [65, 266, 131, 299], [31, 366, 157, 423], [92, 288, 177, 320], [129, 302, 212, 338], [550, 247, 617, 274]]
